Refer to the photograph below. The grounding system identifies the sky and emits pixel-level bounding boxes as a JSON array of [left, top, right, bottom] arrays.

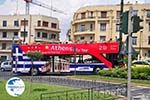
[[0, 0, 150, 41]]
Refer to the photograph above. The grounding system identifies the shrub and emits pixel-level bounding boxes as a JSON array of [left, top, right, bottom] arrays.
[[99, 70, 112, 76], [99, 66, 150, 80]]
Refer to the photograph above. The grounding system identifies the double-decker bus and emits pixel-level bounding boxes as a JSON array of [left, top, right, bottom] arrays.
[[12, 42, 119, 75]]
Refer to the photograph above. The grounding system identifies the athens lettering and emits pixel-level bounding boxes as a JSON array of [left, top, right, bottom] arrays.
[[50, 45, 88, 53], [50, 45, 73, 51]]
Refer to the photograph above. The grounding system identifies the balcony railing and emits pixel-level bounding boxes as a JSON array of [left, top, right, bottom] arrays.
[[0, 47, 11, 52], [0, 37, 19, 41], [0, 26, 20, 30], [75, 29, 94, 33], [34, 25, 60, 32], [35, 37, 59, 42], [74, 16, 96, 21]]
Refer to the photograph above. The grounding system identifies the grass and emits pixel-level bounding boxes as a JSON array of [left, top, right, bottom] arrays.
[[0, 80, 115, 100], [67, 75, 150, 87], [0, 80, 72, 100]]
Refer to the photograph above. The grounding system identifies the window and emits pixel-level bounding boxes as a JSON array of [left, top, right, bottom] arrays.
[[132, 10, 138, 16], [90, 24, 93, 31], [21, 31, 28, 37], [42, 32, 47, 38], [100, 36, 106, 42], [148, 50, 150, 57], [100, 23, 106, 32], [43, 21, 49, 27], [132, 36, 137, 45], [51, 23, 57, 29], [37, 32, 41, 38], [0, 56, 7, 61], [148, 36, 150, 45], [81, 12, 86, 19], [89, 11, 93, 18], [80, 37, 85, 40], [51, 34, 56, 39], [3, 20, 7, 27], [116, 24, 120, 32], [149, 23, 150, 32], [37, 20, 41, 27], [90, 36, 93, 40], [116, 11, 121, 19], [2, 32, 7, 38], [147, 10, 150, 18], [80, 24, 85, 32], [14, 32, 18, 37], [101, 11, 107, 18], [14, 20, 19, 26], [21, 20, 28, 26], [2, 43, 7, 50]]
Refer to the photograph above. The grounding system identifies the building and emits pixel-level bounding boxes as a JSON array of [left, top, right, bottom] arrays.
[[0, 15, 60, 61], [70, 3, 150, 59]]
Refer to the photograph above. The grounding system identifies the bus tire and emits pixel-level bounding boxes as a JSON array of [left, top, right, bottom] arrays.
[[93, 67, 101, 74], [1, 68, 5, 72], [30, 67, 39, 76]]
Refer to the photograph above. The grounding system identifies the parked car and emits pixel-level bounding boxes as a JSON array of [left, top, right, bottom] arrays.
[[0, 60, 12, 71], [132, 60, 150, 67]]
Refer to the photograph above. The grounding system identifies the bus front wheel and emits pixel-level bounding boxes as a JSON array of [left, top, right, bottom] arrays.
[[30, 67, 38, 76], [93, 67, 101, 74]]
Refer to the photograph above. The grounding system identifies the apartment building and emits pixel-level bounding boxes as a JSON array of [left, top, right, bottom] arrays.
[[70, 3, 150, 59], [0, 15, 60, 61]]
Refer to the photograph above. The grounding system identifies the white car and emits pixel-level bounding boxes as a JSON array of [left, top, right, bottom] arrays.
[[0, 60, 12, 71]]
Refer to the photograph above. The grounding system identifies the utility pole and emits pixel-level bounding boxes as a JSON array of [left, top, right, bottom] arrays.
[[127, 6, 133, 100]]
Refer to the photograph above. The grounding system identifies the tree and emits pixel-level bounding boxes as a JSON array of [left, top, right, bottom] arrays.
[[26, 51, 43, 75], [26, 51, 43, 93]]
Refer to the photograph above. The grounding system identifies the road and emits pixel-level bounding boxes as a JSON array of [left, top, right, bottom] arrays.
[[0, 71, 150, 100]]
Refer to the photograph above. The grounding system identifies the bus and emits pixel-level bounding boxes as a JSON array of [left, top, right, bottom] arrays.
[[12, 42, 119, 75]]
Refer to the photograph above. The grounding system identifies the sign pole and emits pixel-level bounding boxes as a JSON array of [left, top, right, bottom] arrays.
[[127, 6, 133, 100]]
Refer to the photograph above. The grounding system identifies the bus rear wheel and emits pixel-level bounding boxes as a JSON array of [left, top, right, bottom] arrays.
[[30, 67, 38, 76]]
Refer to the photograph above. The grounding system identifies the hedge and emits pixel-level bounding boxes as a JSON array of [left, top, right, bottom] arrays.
[[99, 66, 150, 80]]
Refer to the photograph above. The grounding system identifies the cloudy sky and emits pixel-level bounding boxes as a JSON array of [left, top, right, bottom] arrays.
[[0, 0, 150, 41]]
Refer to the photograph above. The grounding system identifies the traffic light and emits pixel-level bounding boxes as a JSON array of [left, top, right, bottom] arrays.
[[132, 15, 143, 33], [120, 11, 129, 34]]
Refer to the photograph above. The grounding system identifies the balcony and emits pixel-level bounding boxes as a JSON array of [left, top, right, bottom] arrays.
[[34, 37, 59, 43], [146, 16, 150, 21], [0, 48, 11, 53], [72, 16, 96, 24], [0, 26, 20, 30], [73, 29, 95, 36], [0, 37, 19, 42], [98, 16, 110, 21], [34, 26, 60, 33]]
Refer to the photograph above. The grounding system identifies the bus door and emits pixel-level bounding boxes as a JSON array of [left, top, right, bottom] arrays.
[[54, 58, 70, 73]]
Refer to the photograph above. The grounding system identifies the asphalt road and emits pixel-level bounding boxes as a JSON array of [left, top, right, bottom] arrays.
[[0, 71, 150, 100]]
